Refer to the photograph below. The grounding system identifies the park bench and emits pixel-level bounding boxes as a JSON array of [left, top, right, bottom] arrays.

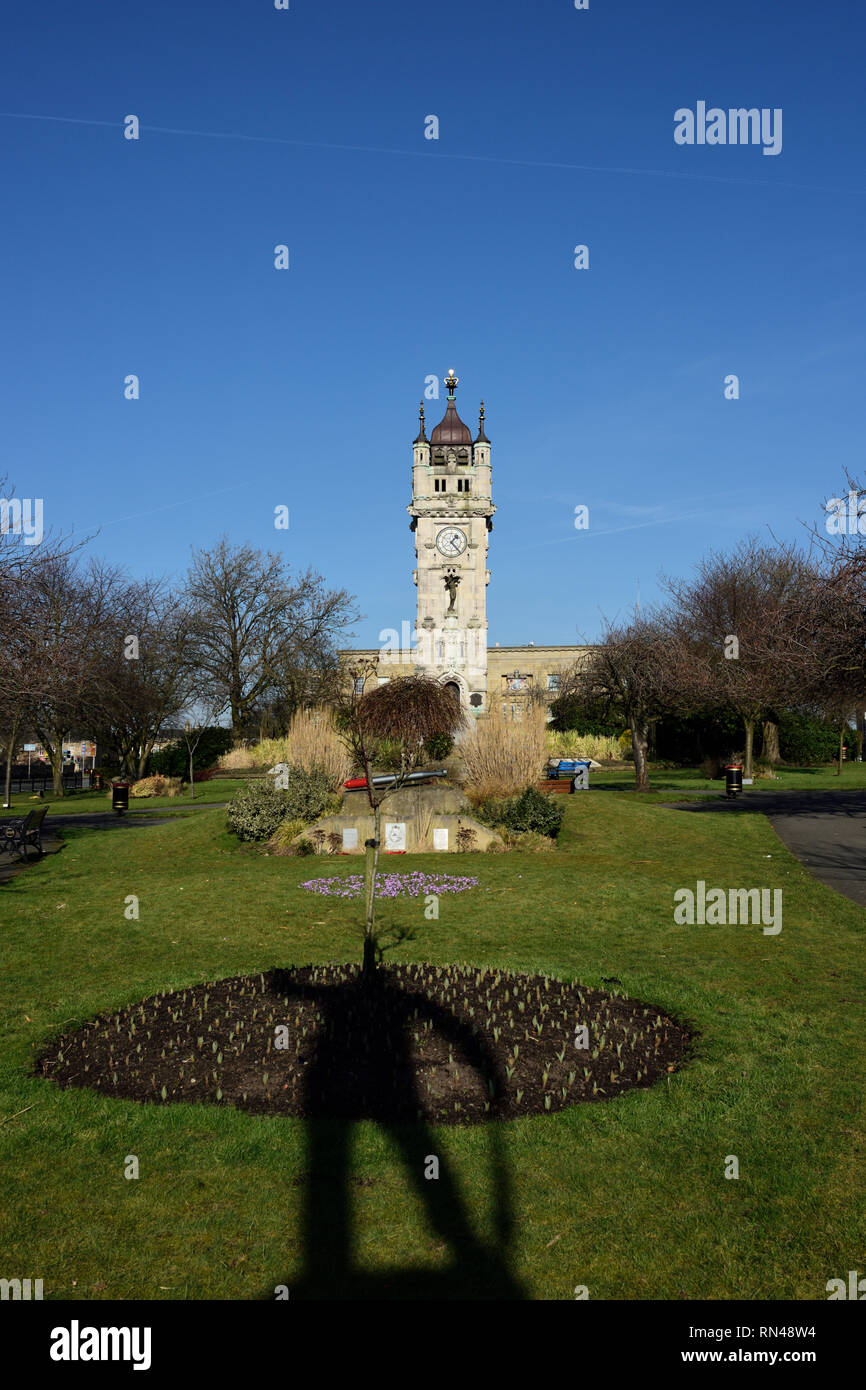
[[0, 806, 49, 861]]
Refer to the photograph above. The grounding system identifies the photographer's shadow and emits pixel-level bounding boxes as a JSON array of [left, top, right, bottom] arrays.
[[269, 964, 525, 1300]]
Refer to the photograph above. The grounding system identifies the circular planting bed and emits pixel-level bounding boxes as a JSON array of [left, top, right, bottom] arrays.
[[36, 964, 690, 1125]]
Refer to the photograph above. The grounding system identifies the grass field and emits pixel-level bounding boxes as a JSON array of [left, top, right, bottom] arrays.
[[1, 787, 864, 1300], [1, 778, 250, 816]]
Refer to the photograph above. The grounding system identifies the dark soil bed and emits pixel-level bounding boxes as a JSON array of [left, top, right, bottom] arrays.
[[35, 963, 691, 1125]]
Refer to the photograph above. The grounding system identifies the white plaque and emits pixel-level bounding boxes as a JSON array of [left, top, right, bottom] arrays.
[[342, 827, 359, 850], [433, 827, 449, 851], [384, 822, 406, 851]]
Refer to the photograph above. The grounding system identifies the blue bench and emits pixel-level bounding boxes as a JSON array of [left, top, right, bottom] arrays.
[[547, 759, 590, 780]]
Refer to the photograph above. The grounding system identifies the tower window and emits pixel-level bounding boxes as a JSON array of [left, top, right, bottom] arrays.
[[455, 478, 470, 493], [434, 478, 447, 493]]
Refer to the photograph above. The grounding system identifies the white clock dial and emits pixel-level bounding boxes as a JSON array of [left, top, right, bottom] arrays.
[[435, 526, 467, 557]]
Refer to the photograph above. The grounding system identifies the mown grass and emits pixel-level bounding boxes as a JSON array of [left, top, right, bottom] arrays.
[[1, 779, 250, 816], [1, 790, 863, 1300], [590, 761, 866, 796]]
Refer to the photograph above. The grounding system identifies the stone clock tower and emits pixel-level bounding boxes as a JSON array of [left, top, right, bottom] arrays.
[[408, 370, 495, 714]]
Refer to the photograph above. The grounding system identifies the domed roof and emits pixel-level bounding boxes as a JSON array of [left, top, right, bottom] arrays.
[[430, 369, 472, 446]]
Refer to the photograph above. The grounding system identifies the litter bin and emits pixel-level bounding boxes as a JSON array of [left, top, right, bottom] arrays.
[[111, 780, 130, 815], [724, 764, 743, 798]]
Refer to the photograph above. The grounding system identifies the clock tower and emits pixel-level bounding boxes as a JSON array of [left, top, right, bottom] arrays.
[[408, 370, 495, 714]]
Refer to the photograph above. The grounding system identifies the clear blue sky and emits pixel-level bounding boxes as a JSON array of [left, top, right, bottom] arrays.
[[2, 0, 864, 647]]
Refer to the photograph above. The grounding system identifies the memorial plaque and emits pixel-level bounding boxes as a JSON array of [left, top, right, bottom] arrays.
[[384, 822, 407, 851], [433, 827, 449, 851], [342, 827, 359, 850]]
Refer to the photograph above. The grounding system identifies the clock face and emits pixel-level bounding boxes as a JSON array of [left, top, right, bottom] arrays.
[[436, 526, 467, 557]]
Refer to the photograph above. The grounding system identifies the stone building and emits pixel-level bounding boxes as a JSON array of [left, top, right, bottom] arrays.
[[339, 371, 588, 717]]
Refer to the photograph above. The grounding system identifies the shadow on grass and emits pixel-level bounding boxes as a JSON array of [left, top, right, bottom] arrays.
[[264, 964, 526, 1300]]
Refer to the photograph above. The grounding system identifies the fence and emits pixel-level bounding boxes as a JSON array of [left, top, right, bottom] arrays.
[[2, 772, 93, 795]]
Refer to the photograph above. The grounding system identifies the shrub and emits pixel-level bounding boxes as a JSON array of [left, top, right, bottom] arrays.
[[546, 730, 622, 762], [216, 710, 352, 790], [130, 775, 184, 798], [274, 765, 334, 823], [326, 831, 343, 854], [267, 817, 310, 851], [778, 710, 841, 764], [462, 705, 548, 800], [283, 707, 352, 789], [424, 731, 454, 761], [226, 782, 293, 842], [151, 727, 234, 778], [492, 826, 556, 852], [295, 838, 315, 856], [456, 825, 477, 852], [474, 786, 565, 838], [216, 746, 258, 772]]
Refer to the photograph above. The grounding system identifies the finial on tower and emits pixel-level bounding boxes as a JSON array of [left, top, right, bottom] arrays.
[[414, 401, 428, 444], [444, 368, 459, 397], [475, 398, 490, 444]]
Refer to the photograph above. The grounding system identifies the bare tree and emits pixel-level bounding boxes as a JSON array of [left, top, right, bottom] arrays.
[[184, 538, 359, 735], [556, 613, 685, 791], [664, 539, 814, 778], [338, 667, 465, 973], [95, 581, 199, 779]]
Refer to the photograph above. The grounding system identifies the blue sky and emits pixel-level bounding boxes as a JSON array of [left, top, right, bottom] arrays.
[[2, 0, 864, 648]]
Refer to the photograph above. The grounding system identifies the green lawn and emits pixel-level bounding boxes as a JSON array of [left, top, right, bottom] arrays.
[[1, 778, 249, 816], [589, 761, 866, 796], [1, 790, 864, 1300]]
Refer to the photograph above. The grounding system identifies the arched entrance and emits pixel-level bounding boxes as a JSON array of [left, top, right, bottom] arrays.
[[444, 681, 461, 705]]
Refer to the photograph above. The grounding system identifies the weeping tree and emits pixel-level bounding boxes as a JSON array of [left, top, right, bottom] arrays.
[[338, 666, 465, 974]]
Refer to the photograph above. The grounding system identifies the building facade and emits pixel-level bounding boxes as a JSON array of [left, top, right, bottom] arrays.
[[340, 372, 588, 716]]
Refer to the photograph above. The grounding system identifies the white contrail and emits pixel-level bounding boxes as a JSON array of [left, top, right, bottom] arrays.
[[0, 110, 862, 196]]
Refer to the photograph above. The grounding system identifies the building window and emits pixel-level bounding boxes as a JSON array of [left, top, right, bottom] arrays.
[[353, 678, 365, 694], [547, 673, 561, 692], [455, 478, 471, 493], [437, 641, 444, 659]]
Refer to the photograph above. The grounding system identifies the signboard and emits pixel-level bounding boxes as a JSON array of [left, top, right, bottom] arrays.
[[433, 827, 449, 851], [384, 822, 407, 851], [24, 744, 37, 752]]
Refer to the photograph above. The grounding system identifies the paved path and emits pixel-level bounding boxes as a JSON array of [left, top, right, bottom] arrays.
[[669, 789, 866, 907]]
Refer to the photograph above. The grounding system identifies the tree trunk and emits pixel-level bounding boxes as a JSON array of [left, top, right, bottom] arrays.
[[50, 731, 65, 796], [630, 715, 650, 792], [363, 803, 382, 976], [189, 744, 195, 798], [3, 710, 21, 808], [761, 719, 781, 764], [744, 719, 755, 779]]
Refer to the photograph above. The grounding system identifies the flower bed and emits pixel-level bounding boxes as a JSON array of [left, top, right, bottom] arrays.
[[300, 870, 479, 899]]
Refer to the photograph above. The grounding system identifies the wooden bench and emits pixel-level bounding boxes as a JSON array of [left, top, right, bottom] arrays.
[[1, 806, 49, 861]]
